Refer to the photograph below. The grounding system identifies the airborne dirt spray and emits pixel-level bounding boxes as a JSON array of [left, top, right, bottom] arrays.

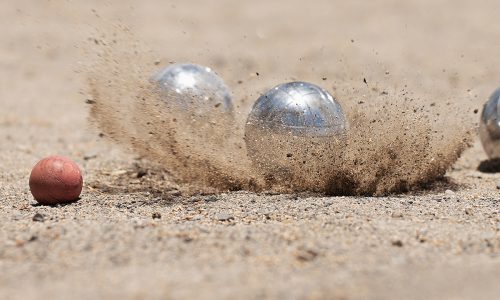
[[86, 26, 257, 192], [86, 25, 475, 196]]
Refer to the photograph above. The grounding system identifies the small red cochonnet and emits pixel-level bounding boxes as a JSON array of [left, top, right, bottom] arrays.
[[29, 156, 83, 205]]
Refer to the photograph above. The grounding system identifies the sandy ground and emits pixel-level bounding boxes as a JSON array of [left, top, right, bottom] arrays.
[[1, 0, 499, 299]]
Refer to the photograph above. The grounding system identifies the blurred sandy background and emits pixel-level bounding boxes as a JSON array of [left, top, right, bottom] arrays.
[[0, 0, 499, 299]]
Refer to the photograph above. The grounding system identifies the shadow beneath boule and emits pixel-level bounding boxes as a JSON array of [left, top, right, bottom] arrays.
[[30, 198, 80, 207], [477, 158, 500, 173], [412, 176, 463, 195]]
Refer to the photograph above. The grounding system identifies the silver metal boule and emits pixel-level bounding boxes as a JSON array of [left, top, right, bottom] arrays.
[[245, 81, 348, 183], [480, 88, 500, 158], [152, 63, 233, 114], [246, 81, 347, 136]]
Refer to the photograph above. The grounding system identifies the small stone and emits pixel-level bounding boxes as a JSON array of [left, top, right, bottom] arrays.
[[204, 195, 218, 202], [391, 239, 403, 247], [133, 219, 146, 229], [465, 207, 473, 215], [83, 154, 98, 161], [216, 213, 234, 221], [188, 196, 201, 202], [445, 189, 455, 195], [295, 248, 318, 261], [168, 190, 182, 196], [192, 214, 203, 221], [136, 170, 148, 178], [32, 213, 45, 222], [496, 182, 500, 189], [324, 199, 334, 207], [12, 213, 23, 221], [111, 170, 127, 176], [152, 212, 161, 219], [416, 229, 428, 243], [260, 210, 271, 220], [391, 211, 404, 218]]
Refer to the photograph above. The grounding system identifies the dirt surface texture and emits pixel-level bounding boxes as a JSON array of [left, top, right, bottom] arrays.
[[1, 0, 499, 299]]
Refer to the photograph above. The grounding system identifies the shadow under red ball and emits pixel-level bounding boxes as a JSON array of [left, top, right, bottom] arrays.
[[29, 156, 83, 205]]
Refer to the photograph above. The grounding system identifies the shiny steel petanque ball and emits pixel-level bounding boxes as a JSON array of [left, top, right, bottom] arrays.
[[479, 88, 500, 158], [245, 81, 348, 183], [152, 63, 233, 115]]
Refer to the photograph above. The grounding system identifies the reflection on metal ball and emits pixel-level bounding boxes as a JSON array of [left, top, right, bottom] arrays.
[[245, 81, 347, 183], [480, 88, 500, 158], [152, 63, 233, 114]]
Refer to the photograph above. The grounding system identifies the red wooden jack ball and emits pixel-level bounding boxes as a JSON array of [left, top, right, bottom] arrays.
[[29, 156, 83, 205]]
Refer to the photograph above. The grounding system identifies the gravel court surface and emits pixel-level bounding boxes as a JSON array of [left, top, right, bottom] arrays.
[[1, 0, 499, 299]]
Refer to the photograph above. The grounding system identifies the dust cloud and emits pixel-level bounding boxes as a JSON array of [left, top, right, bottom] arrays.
[[86, 26, 475, 196]]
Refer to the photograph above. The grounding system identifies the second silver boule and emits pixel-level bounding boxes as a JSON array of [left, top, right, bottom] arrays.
[[152, 63, 233, 115]]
